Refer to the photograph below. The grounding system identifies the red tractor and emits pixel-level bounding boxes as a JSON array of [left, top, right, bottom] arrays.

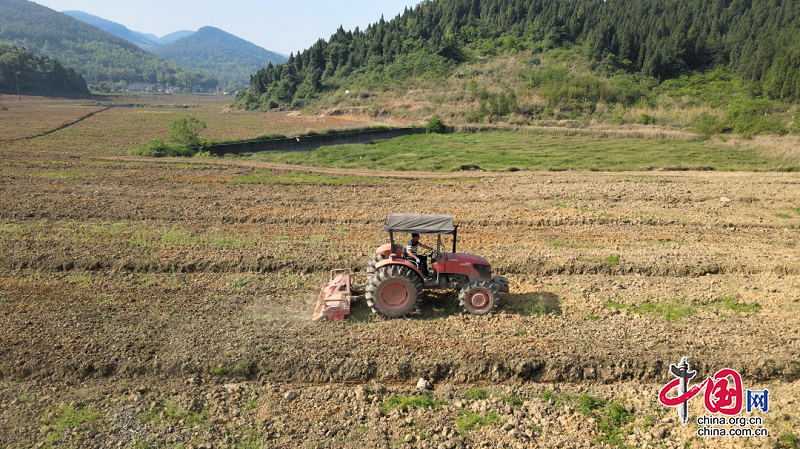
[[313, 213, 509, 321]]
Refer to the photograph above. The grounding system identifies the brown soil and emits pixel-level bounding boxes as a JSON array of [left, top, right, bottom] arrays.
[[0, 98, 798, 448]]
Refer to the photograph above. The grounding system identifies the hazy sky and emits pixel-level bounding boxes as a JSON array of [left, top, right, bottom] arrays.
[[31, 0, 420, 55]]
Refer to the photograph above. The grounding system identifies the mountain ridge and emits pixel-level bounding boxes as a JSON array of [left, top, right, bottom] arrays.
[[0, 0, 217, 88], [156, 30, 195, 45], [62, 11, 195, 50], [237, 0, 800, 111], [153, 26, 287, 85], [61, 10, 162, 50]]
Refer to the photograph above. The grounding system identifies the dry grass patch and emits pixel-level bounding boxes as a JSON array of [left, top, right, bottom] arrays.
[[710, 135, 800, 167], [0, 96, 106, 141], [14, 106, 399, 155]]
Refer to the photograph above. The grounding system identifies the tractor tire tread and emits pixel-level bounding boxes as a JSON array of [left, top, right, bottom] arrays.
[[365, 265, 422, 319], [366, 253, 388, 275], [459, 279, 497, 315]]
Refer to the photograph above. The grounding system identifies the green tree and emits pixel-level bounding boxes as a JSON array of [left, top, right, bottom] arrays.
[[168, 116, 207, 147], [224, 82, 244, 94], [0, 43, 89, 96], [97, 80, 114, 93], [175, 72, 195, 93]]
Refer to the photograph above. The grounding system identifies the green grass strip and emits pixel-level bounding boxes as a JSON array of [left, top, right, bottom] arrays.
[[241, 131, 781, 172]]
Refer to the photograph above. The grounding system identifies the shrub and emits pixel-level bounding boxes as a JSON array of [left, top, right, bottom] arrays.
[[458, 164, 482, 171], [519, 65, 569, 89], [692, 112, 723, 139], [466, 79, 479, 97], [723, 100, 788, 138], [576, 394, 605, 416], [777, 432, 800, 449], [530, 71, 651, 109], [609, 75, 653, 106], [659, 69, 738, 107], [598, 401, 634, 446], [488, 90, 518, 117], [465, 111, 485, 123], [168, 116, 207, 147], [426, 117, 447, 134], [476, 39, 498, 56], [539, 391, 557, 403], [381, 51, 455, 82], [502, 36, 521, 52], [596, 53, 633, 76], [635, 113, 655, 125], [233, 89, 258, 110], [131, 139, 170, 157], [259, 93, 279, 110], [131, 138, 195, 158]]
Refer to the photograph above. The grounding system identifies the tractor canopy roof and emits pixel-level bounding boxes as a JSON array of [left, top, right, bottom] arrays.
[[385, 213, 456, 235]]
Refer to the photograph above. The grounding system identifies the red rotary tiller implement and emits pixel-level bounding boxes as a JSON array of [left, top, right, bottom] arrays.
[[313, 213, 509, 321]]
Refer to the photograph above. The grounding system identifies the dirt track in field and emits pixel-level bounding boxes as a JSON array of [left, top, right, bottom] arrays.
[[0, 99, 799, 448]]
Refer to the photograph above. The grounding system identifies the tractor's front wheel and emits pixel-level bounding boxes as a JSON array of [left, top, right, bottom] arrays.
[[459, 280, 499, 315], [365, 265, 422, 318]]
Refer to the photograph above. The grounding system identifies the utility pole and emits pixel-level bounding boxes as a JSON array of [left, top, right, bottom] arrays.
[[16, 72, 21, 100], [0, 87, 5, 110]]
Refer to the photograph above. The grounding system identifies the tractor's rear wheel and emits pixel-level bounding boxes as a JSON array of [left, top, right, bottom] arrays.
[[365, 265, 422, 318], [459, 280, 499, 315], [366, 253, 388, 276]]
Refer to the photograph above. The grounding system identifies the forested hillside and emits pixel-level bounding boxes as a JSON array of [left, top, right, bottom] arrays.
[[153, 27, 287, 85], [62, 10, 160, 50], [0, 43, 89, 97], [0, 0, 216, 88], [63, 11, 195, 51], [238, 0, 800, 110]]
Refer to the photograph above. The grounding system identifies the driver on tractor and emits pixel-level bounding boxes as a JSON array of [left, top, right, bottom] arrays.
[[407, 233, 434, 278]]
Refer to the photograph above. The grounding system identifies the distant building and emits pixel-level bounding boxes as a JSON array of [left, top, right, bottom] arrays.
[[127, 82, 155, 92]]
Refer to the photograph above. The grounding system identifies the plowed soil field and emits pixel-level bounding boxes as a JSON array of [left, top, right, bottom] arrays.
[[0, 98, 799, 448]]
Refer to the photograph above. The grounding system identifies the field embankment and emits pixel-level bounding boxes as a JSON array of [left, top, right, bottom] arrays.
[[0, 98, 798, 448]]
